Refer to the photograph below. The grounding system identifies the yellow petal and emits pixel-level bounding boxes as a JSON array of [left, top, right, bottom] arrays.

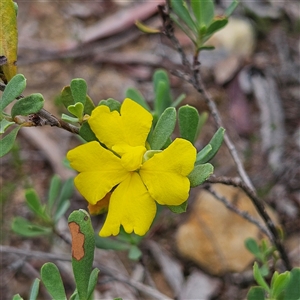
[[67, 141, 128, 204], [112, 144, 146, 171], [88, 98, 153, 149], [99, 172, 156, 237], [140, 138, 196, 206]]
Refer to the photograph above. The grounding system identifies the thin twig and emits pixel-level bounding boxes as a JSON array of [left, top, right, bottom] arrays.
[[0, 82, 79, 134], [0, 245, 172, 300], [161, 3, 291, 270], [204, 184, 272, 239], [206, 176, 291, 269]]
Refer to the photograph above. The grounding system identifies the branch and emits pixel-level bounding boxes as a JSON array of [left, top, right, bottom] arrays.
[[207, 176, 291, 269], [0, 245, 172, 300], [0, 82, 79, 134]]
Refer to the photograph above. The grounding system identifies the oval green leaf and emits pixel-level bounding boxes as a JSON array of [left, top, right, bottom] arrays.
[[247, 286, 266, 300], [29, 278, 40, 300], [0, 74, 26, 110], [70, 78, 87, 105], [149, 107, 176, 150], [188, 163, 214, 187], [125, 88, 150, 111], [0, 125, 20, 157], [11, 93, 44, 118], [41, 263, 67, 300], [178, 105, 200, 143]]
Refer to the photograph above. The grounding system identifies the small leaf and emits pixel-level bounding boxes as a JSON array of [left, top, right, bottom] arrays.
[[12, 217, 52, 237], [153, 69, 172, 116], [84, 95, 95, 115], [245, 238, 263, 260], [125, 88, 150, 111], [11, 93, 44, 118], [0, 74, 26, 110], [29, 278, 40, 300], [0, 125, 20, 157], [98, 98, 121, 112], [201, 127, 225, 163], [60, 86, 74, 108], [149, 107, 176, 150], [135, 20, 160, 34], [48, 175, 61, 211], [284, 268, 300, 300], [12, 295, 23, 300], [178, 105, 200, 143], [54, 200, 70, 222], [196, 144, 212, 164], [253, 262, 270, 293], [170, 0, 197, 34], [191, 0, 214, 28], [79, 121, 98, 142], [0, 118, 15, 134], [70, 78, 87, 105], [87, 268, 100, 300], [41, 263, 67, 300], [61, 114, 79, 123], [25, 188, 49, 221], [172, 93, 186, 108], [205, 18, 228, 40], [0, 0, 18, 81], [225, 0, 239, 17], [67, 102, 84, 119], [128, 245, 142, 261], [247, 286, 266, 300], [188, 163, 214, 187], [168, 201, 188, 214], [270, 271, 290, 298]]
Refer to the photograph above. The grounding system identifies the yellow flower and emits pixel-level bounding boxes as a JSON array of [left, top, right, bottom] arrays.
[[67, 99, 196, 236]]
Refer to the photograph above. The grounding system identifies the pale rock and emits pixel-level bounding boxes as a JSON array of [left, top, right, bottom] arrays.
[[176, 184, 278, 276]]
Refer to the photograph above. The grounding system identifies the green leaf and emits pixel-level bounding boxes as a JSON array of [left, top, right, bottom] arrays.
[[11, 93, 44, 118], [67, 102, 84, 119], [41, 263, 67, 300], [153, 69, 172, 116], [95, 235, 130, 251], [149, 107, 176, 150], [191, 0, 214, 28], [0, 118, 15, 134], [98, 98, 121, 112], [11, 217, 52, 237], [0, 0, 18, 81], [125, 88, 150, 111], [84, 95, 95, 115], [271, 271, 290, 298], [29, 278, 40, 300], [196, 144, 212, 164], [0, 74, 26, 110], [225, 0, 239, 17], [79, 121, 98, 142], [54, 200, 70, 223], [87, 268, 100, 300], [197, 111, 208, 136], [253, 262, 270, 293], [48, 175, 61, 211], [70, 78, 87, 105], [61, 113, 79, 123], [0, 125, 20, 157], [247, 286, 266, 300], [199, 127, 225, 163], [188, 163, 214, 187], [198, 45, 215, 51], [178, 105, 200, 143], [60, 86, 74, 108], [245, 238, 263, 260], [12, 295, 23, 300], [204, 18, 228, 40], [170, 0, 197, 33], [25, 188, 49, 221], [284, 268, 300, 300], [168, 200, 188, 213], [128, 245, 142, 261]]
